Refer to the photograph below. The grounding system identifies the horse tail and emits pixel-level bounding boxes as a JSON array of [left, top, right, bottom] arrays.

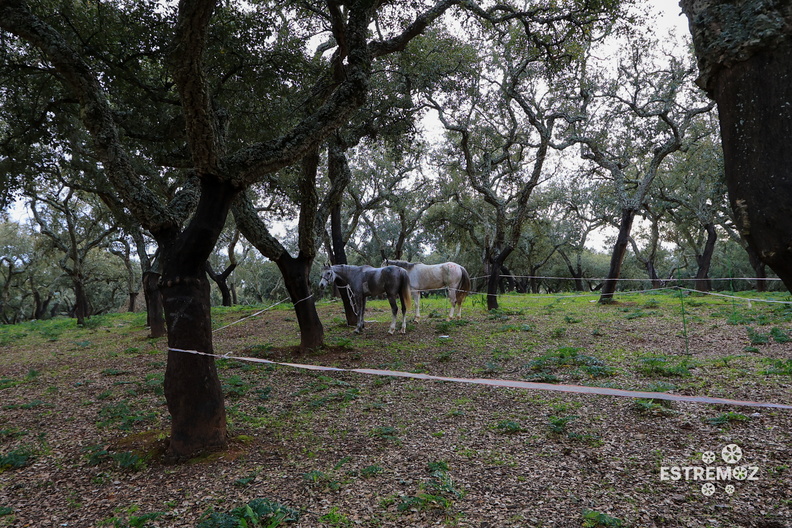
[[400, 271, 413, 313], [456, 266, 471, 304]]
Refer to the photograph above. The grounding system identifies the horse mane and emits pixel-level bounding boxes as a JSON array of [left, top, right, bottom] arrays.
[[386, 259, 417, 270]]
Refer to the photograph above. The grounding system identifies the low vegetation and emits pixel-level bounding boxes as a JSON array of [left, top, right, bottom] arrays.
[[0, 290, 791, 527]]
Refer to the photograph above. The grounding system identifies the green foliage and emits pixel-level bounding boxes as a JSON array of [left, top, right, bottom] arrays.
[[97, 402, 156, 431], [197, 498, 300, 528], [0, 448, 33, 471], [222, 374, 252, 398], [98, 507, 165, 528], [494, 420, 524, 434], [84, 444, 111, 466], [637, 356, 693, 377], [746, 327, 770, 345], [633, 399, 674, 416], [360, 465, 384, 478], [369, 426, 400, 444], [112, 451, 146, 471], [762, 358, 792, 375], [302, 470, 341, 491], [434, 319, 470, 333], [770, 327, 791, 343], [524, 347, 614, 380], [706, 412, 750, 426], [582, 509, 625, 528], [397, 461, 464, 513], [548, 415, 578, 435], [317, 507, 352, 527]]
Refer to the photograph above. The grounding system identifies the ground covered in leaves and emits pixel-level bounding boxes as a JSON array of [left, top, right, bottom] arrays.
[[1, 290, 791, 528]]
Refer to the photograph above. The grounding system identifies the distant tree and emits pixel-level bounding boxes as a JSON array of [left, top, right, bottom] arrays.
[[551, 180, 607, 292], [27, 182, 117, 326], [0, 221, 38, 323], [566, 33, 715, 303]]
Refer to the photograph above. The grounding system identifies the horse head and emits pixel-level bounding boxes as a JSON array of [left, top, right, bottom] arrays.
[[318, 266, 336, 290]]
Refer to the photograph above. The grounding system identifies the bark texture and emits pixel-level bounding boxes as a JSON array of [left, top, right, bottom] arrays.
[[682, 0, 792, 291]]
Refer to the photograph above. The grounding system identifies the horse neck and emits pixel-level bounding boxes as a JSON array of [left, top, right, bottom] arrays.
[[331, 265, 351, 285]]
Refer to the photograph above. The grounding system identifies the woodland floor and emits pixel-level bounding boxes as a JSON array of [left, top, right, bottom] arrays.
[[1, 289, 791, 528]]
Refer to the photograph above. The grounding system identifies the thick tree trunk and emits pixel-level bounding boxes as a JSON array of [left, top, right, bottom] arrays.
[[159, 178, 238, 461], [161, 273, 226, 461], [694, 223, 718, 292], [275, 253, 324, 352], [682, 1, 792, 292], [599, 208, 637, 304], [143, 271, 166, 338]]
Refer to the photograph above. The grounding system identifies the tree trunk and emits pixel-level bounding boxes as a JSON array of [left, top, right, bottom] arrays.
[[746, 245, 768, 293], [159, 178, 238, 461], [143, 271, 166, 338], [161, 272, 227, 461], [645, 261, 663, 290], [485, 247, 513, 311], [694, 223, 718, 292], [74, 277, 90, 325], [127, 291, 138, 313], [205, 262, 236, 307], [275, 252, 324, 352], [599, 208, 637, 304], [31, 290, 52, 320], [559, 250, 586, 292], [682, 1, 792, 292], [330, 204, 357, 325]]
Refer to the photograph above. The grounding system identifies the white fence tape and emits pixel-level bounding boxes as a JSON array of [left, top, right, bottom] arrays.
[[168, 347, 792, 410]]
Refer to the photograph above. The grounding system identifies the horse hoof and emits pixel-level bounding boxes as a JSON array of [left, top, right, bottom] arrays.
[[388, 329, 395, 335]]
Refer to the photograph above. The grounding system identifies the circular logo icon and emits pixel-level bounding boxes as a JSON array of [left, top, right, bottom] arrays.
[[721, 444, 743, 464], [725, 484, 736, 495], [733, 466, 748, 480], [701, 483, 716, 496], [702, 451, 716, 464]]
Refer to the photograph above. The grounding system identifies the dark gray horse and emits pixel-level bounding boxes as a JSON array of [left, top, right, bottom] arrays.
[[319, 264, 412, 334]]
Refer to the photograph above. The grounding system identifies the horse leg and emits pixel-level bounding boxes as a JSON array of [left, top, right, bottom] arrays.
[[413, 290, 421, 321], [354, 296, 366, 334], [400, 292, 408, 333], [447, 289, 457, 320], [387, 295, 398, 335]]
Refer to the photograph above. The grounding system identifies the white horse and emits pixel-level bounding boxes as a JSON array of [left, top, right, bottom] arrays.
[[383, 260, 470, 320]]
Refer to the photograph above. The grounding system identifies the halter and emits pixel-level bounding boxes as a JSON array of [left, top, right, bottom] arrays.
[[321, 268, 358, 316]]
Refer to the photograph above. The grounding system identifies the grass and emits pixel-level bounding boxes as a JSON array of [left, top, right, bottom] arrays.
[[0, 291, 791, 526]]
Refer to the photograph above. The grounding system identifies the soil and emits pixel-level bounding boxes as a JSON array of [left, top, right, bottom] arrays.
[[0, 292, 791, 528]]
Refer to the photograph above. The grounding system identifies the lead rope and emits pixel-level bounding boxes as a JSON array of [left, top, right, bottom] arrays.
[[340, 284, 359, 316]]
